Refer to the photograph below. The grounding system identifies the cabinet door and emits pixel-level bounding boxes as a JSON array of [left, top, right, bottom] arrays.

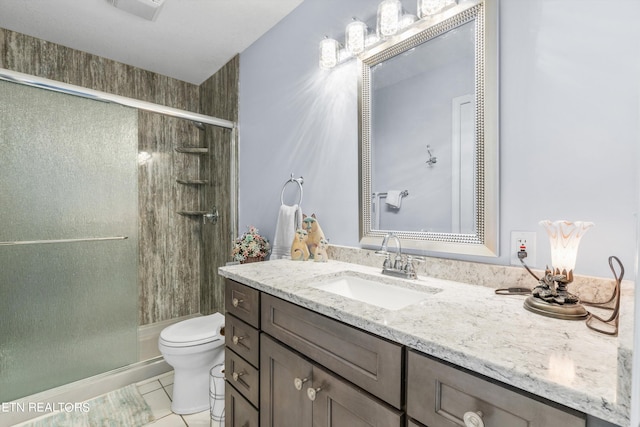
[[260, 334, 313, 427], [226, 384, 259, 427], [311, 365, 403, 427]]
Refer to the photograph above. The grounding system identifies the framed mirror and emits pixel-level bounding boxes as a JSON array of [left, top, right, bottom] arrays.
[[359, 0, 498, 257]]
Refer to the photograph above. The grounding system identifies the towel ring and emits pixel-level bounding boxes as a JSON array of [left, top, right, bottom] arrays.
[[280, 174, 304, 206]]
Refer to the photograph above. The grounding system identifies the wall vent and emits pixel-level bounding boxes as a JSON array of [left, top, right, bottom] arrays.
[[108, 0, 166, 21]]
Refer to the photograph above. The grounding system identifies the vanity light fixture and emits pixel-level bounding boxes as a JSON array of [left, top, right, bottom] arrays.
[[523, 220, 594, 320], [319, 0, 456, 70]]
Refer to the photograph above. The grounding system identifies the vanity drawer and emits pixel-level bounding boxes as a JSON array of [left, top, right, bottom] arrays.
[[261, 293, 403, 409], [225, 279, 260, 328], [225, 313, 259, 368], [226, 383, 259, 427], [406, 350, 586, 427], [225, 348, 259, 408]]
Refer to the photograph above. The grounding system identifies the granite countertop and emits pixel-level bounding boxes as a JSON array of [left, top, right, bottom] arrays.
[[219, 259, 632, 426]]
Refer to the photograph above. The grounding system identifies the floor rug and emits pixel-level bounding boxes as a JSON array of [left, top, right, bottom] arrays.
[[23, 384, 154, 427]]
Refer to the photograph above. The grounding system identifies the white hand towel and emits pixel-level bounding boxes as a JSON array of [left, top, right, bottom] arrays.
[[270, 204, 302, 260], [385, 190, 402, 209]]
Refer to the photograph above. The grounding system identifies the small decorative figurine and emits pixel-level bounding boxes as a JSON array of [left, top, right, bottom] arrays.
[[291, 228, 310, 261], [303, 214, 326, 259], [313, 238, 330, 262]]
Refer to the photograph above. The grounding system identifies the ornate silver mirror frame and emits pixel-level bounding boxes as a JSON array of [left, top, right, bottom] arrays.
[[358, 0, 498, 257]]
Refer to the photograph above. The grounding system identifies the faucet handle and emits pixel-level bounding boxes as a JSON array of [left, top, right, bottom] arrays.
[[375, 251, 391, 269], [405, 256, 424, 272]]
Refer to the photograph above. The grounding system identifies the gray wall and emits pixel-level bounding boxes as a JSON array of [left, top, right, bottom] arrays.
[[238, 0, 640, 279]]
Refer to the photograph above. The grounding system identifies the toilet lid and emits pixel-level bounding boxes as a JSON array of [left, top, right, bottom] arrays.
[[160, 313, 224, 347]]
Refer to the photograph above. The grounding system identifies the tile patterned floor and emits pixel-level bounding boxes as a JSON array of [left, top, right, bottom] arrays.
[[137, 372, 222, 427]]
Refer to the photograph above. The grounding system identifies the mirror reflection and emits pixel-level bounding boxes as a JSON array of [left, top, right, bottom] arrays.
[[371, 20, 476, 234]]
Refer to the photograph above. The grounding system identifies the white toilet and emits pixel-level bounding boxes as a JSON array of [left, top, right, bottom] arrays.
[[158, 312, 225, 414]]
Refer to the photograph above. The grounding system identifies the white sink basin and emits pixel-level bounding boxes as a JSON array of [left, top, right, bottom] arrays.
[[309, 273, 440, 310]]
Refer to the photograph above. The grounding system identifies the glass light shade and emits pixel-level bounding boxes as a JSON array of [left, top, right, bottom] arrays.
[[319, 37, 340, 70], [345, 19, 368, 56], [418, 0, 457, 18], [540, 220, 594, 274], [377, 0, 402, 39]]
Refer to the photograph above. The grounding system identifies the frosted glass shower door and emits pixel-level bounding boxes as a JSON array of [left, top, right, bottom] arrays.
[[0, 81, 139, 402]]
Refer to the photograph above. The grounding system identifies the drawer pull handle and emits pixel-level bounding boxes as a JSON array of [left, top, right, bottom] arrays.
[[232, 335, 245, 345], [232, 297, 244, 307], [294, 377, 308, 391], [232, 371, 245, 382], [463, 411, 484, 427], [306, 387, 322, 401]]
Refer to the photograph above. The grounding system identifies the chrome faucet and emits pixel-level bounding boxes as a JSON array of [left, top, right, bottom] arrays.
[[375, 233, 422, 279]]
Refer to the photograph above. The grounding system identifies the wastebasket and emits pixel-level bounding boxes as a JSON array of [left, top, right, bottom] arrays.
[[209, 363, 225, 426]]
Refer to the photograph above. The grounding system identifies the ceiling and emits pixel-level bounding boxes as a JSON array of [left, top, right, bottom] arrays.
[[0, 0, 303, 85]]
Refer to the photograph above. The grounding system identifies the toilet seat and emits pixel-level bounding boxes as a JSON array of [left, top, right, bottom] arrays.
[[159, 313, 224, 348]]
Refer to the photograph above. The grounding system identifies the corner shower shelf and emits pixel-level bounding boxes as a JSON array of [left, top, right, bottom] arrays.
[[176, 179, 209, 186], [177, 211, 208, 217], [174, 147, 208, 154]]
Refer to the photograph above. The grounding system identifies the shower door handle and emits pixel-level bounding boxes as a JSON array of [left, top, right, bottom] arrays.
[[203, 207, 219, 224]]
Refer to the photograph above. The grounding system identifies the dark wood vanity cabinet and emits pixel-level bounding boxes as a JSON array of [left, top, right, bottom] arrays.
[[223, 278, 603, 427]]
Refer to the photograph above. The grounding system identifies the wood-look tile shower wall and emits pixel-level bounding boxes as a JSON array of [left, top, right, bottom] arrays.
[[0, 28, 235, 325], [199, 56, 238, 317]]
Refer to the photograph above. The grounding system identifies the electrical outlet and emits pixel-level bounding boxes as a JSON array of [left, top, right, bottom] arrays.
[[510, 231, 536, 267]]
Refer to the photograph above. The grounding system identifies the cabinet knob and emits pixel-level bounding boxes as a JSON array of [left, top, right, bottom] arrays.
[[463, 411, 484, 427], [232, 371, 245, 382], [294, 377, 308, 391], [307, 387, 322, 401], [232, 335, 245, 345], [232, 297, 243, 307]]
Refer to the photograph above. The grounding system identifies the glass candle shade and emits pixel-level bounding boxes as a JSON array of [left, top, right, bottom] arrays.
[[540, 220, 594, 276], [319, 37, 340, 70], [377, 0, 402, 39]]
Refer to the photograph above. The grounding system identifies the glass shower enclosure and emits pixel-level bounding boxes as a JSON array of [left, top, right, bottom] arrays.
[[0, 80, 139, 402]]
